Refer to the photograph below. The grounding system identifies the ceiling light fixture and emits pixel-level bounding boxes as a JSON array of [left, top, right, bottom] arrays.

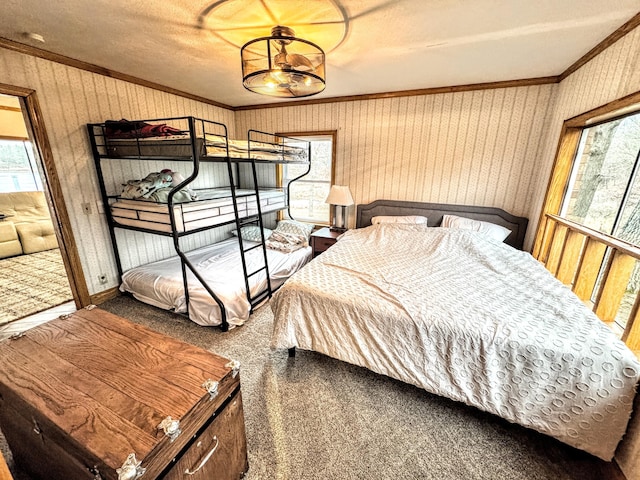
[[241, 25, 326, 98]]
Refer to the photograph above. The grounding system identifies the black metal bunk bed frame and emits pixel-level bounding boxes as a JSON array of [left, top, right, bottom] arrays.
[[88, 116, 311, 331]]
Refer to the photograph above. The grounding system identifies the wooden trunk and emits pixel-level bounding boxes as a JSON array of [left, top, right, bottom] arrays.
[[0, 306, 248, 480]]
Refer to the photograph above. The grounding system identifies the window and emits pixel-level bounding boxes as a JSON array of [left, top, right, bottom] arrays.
[[561, 113, 640, 243], [556, 112, 640, 330], [534, 99, 640, 341], [0, 140, 42, 193], [279, 132, 335, 225]]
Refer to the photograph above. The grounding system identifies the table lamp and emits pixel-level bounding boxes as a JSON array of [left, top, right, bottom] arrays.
[[325, 185, 354, 232]]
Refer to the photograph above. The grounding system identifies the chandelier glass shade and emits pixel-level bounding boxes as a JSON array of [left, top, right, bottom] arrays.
[[241, 26, 326, 98]]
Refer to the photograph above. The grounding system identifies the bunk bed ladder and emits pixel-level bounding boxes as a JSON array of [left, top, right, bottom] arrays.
[[228, 158, 273, 314], [239, 215, 272, 309]]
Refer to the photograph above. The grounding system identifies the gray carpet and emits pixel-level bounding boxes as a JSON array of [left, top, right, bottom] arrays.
[[4, 296, 620, 479]]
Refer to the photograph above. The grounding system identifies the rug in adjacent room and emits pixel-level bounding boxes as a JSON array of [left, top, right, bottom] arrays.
[[0, 248, 73, 325]]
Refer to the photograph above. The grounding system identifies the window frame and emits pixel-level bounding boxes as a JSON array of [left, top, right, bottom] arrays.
[[276, 130, 337, 226], [533, 90, 640, 352], [533, 91, 640, 257], [557, 113, 640, 241]]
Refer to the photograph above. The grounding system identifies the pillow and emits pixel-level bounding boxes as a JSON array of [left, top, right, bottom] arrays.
[[16, 220, 57, 254], [231, 226, 272, 242], [274, 220, 314, 240], [0, 222, 22, 259], [441, 214, 511, 242], [371, 215, 428, 225]]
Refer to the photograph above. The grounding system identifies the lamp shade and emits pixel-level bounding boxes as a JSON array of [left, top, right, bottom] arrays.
[[325, 185, 354, 206], [241, 26, 326, 98]]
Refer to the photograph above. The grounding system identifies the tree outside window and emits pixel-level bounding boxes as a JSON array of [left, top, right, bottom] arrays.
[[562, 114, 640, 242], [561, 112, 640, 328]]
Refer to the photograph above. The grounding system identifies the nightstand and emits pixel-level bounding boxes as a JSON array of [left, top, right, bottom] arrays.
[[311, 227, 343, 258]]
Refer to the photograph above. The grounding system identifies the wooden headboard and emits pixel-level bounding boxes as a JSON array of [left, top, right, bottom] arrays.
[[356, 200, 529, 250]]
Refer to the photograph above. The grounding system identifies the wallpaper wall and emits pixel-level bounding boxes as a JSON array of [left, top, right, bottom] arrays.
[[236, 85, 557, 244], [0, 48, 236, 293]]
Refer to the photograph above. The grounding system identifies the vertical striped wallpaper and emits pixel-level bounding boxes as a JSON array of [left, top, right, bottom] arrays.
[[236, 85, 556, 237], [0, 48, 236, 293]]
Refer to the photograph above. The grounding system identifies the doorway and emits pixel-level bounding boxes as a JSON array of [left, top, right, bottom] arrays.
[[0, 83, 89, 325]]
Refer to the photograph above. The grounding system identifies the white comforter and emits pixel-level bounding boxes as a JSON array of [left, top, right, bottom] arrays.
[[121, 237, 311, 327], [271, 224, 640, 460]]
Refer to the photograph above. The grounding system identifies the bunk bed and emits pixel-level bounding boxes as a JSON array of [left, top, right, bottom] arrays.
[[271, 199, 640, 461], [88, 116, 313, 331]]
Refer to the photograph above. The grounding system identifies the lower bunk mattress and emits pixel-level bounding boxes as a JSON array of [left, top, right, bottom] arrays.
[[111, 189, 285, 233], [120, 237, 311, 327]]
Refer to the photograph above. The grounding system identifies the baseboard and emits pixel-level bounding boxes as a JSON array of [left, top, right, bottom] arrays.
[[89, 287, 120, 305]]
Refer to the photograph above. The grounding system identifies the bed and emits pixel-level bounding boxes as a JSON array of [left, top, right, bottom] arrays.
[[270, 199, 640, 460], [121, 236, 311, 327], [110, 188, 285, 233]]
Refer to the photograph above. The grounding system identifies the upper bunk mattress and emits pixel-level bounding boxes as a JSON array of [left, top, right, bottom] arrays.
[[105, 134, 307, 162], [110, 189, 285, 233]]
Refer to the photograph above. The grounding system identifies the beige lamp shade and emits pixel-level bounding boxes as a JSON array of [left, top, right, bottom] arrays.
[[325, 185, 354, 206], [325, 185, 353, 231]]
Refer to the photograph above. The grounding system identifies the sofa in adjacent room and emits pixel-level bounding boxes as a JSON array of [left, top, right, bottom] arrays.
[[0, 191, 57, 259]]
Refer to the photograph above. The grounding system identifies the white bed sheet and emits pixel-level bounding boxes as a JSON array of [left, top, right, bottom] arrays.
[[270, 224, 640, 460], [121, 237, 311, 327]]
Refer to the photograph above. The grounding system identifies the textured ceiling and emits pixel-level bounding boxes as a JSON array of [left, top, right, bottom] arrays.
[[0, 0, 638, 107]]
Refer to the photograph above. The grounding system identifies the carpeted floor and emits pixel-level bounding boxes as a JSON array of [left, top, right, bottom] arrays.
[[0, 249, 73, 325], [2, 296, 623, 479]]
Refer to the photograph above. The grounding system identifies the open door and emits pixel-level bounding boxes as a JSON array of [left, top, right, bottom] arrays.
[[0, 82, 89, 319]]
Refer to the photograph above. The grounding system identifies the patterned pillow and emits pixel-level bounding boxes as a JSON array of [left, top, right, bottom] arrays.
[[441, 215, 511, 242], [232, 226, 272, 242], [274, 220, 314, 240]]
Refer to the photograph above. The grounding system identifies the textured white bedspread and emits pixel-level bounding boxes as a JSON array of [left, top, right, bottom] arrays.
[[271, 224, 640, 460], [121, 237, 311, 327]]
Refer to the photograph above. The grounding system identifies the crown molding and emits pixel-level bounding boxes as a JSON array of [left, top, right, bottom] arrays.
[[559, 12, 640, 82], [0, 37, 234, 111], [234, 77, 560, 110]]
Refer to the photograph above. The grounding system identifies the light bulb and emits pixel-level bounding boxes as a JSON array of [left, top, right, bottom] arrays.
[[272, 69, 287, 83]]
